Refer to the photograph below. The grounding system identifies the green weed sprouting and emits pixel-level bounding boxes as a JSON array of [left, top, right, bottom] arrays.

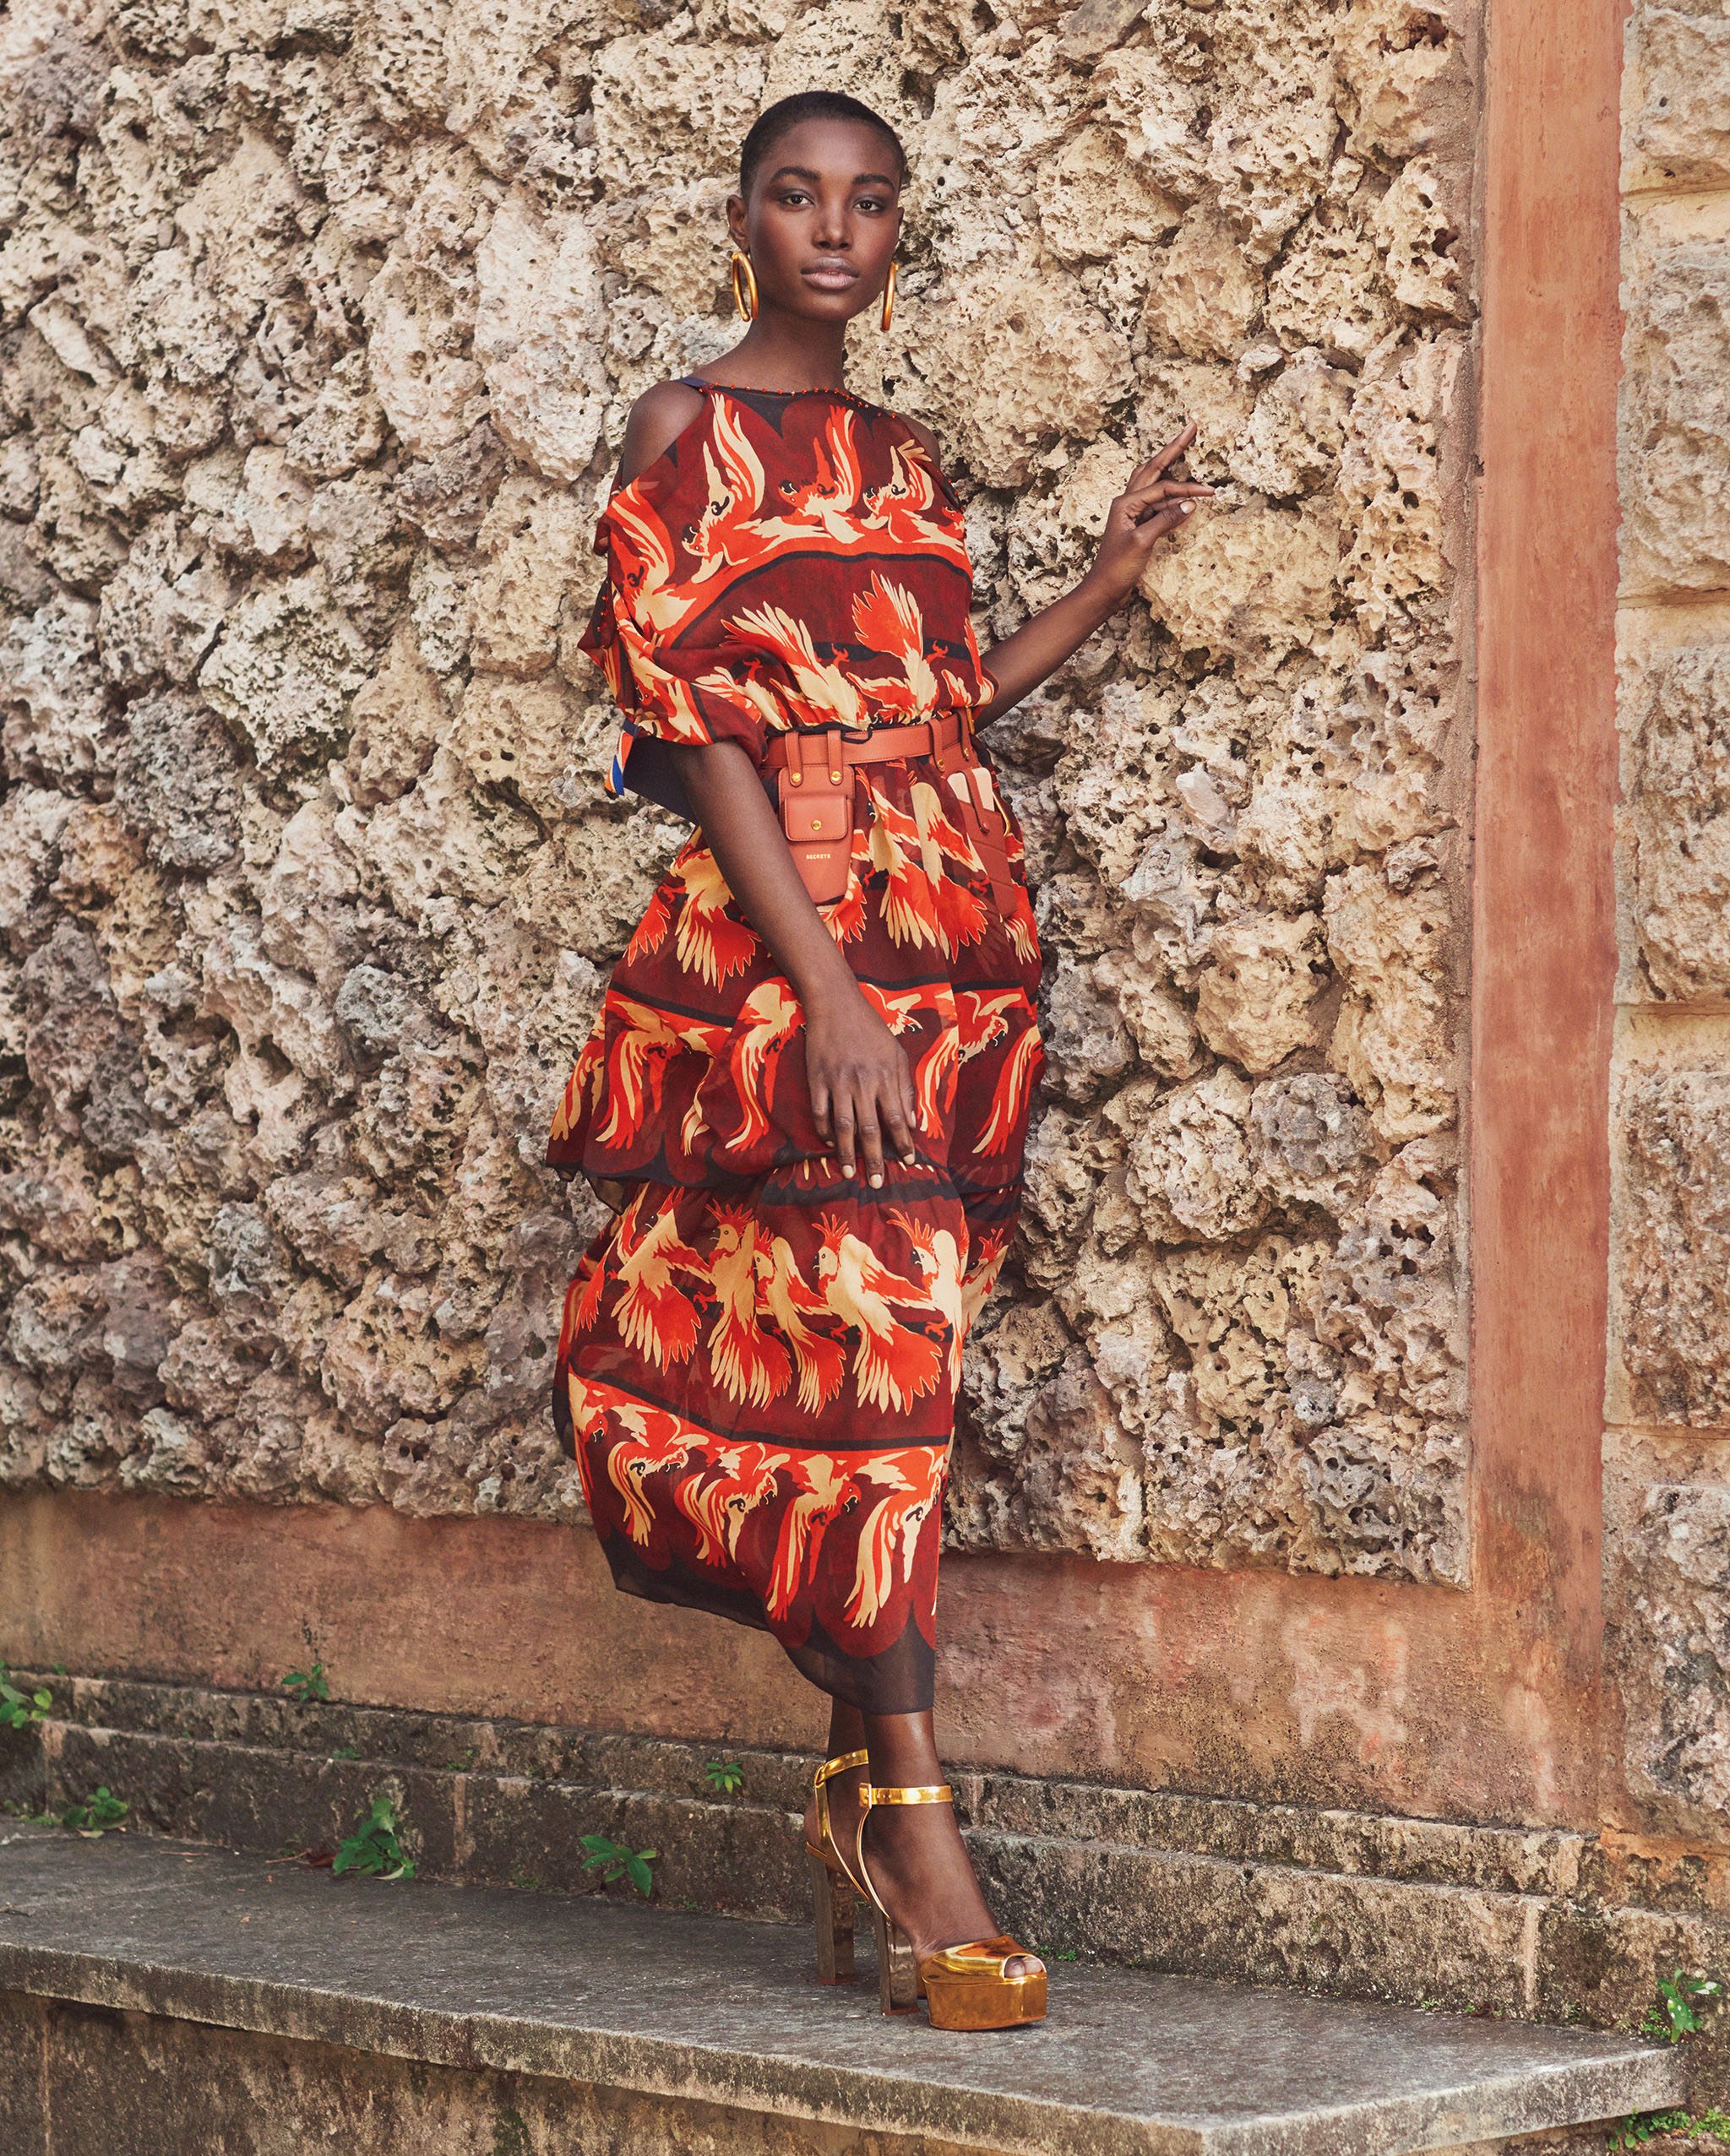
[[332, 1792, 414, 1881], [61, 1786, 128, 1835], [579, 1834, 657, 1898], [0, 1665, 52, 1733], [1611, 1968, 1728, 2149], [1611, 2108, 1730, 2149], [282, 1617, 330, 1703], [702, 1760, 745, 1795], [1643, 1971, 1724, 2046]]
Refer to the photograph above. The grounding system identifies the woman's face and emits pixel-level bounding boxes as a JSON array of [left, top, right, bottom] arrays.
[[728, 117, 903, 323]]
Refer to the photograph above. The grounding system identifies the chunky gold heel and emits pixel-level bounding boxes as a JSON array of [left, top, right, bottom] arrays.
[[868, 1898, 922, 2014], [853, 1781, 1047, 2032], [803, 1750, 867, 1985], [808, 1847, 856, 1984]]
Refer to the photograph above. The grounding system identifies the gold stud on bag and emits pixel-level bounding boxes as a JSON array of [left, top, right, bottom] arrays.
[[730, 248, 759, 321]]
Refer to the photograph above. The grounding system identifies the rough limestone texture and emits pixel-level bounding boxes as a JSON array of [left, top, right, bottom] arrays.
[[1619, 223, 1730, 598], [1618, 643, 1730, 1002], [1615, 1070, 1730, 1430], [0, 0, 1477, 1584], [1623, 0, 1730, 194], [1608, 1457, 1730, 1838], [1611, 0, 1730, 1844]]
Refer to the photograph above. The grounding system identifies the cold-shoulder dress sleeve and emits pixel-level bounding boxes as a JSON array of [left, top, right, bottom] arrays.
[[577, 400, 773, 794]]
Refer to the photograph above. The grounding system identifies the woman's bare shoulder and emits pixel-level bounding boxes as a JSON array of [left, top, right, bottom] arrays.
[[890, 410, 943, 462], [616, 379, 709, 491]]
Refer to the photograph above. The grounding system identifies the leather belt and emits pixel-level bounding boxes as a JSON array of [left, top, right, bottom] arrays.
[[763, 712, 1019, 916]]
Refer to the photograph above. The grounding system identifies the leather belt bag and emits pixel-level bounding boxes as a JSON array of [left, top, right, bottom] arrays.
[[763, 711, 1018, 915]]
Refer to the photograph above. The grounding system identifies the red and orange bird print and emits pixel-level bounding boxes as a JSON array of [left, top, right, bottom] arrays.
[[814, 1213, 945, 1415], [609, 1197, 711, 1370], [755, 1235, 847, 1415], [844, 1447, 948, 1630], [724, 978, 803, 1155], [550, 383, 1044, 1709], [764, 1450, 855, 1621], [705, 1203, 793, 1409], [889, 1209, 967, 1393]]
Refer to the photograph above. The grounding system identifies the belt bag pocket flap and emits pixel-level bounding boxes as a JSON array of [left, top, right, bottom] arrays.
[[777, 727, 852, 905], [781, 787, 849, 844]]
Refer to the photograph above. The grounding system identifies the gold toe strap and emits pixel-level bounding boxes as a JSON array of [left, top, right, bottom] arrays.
[[919, 1935, 1044, 1979]]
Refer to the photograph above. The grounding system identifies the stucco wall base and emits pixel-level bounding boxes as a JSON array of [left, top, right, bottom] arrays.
[[2, 1488, 1608, 1826]]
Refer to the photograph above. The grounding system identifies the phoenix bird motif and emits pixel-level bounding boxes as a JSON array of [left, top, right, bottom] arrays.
[[815, 1214, 944, 1414], [552, 381, 1045, 1700], [844, 1447, 948, 1628]]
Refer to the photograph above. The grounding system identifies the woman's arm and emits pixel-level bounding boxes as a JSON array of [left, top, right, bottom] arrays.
[[975, 422, 1213, 725], [669, 741, 919, 1190], [608, 384, 918, 1189]]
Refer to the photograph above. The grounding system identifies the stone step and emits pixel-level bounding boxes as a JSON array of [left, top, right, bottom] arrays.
[[9, 1668, 1723, 2030], [0, 1821, 1684, 2156]]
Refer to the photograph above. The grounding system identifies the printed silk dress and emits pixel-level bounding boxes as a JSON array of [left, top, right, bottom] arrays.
[[544, 377, 1044, 1713]]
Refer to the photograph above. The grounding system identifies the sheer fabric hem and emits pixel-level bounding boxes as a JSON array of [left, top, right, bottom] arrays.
[[600, 1532, 938, 1715]]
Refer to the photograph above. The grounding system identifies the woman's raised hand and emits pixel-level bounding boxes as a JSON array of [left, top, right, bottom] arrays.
[[1080, 420, 1216, 607], [804, 987, 920, 1189]]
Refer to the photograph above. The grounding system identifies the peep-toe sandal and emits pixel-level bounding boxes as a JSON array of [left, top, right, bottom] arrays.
[[853, 1780, 1047, 2031]]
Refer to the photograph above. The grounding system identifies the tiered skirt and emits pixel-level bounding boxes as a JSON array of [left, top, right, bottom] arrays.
[[546, 751, 1042, 1713]]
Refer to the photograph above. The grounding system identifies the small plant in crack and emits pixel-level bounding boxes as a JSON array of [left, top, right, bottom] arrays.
[[580, 1835, 657, 1898], [333, 1792, 414, 1881], [1610, 1968, 1728, 2149], [62, 1786, 128, 1836], [1642, 1970, 1723, 2046], [281, 1617, 331, 1703], [0, 1665, 52, 1732]]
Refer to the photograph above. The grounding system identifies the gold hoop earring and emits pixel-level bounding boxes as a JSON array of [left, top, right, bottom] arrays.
[[730, 248, 759, 322], [880, 257, 898, 332]]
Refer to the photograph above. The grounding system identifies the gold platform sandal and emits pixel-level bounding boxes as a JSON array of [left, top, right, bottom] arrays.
[[853, 1781, 1047, 2031], [803, 1749, 868, 1985]]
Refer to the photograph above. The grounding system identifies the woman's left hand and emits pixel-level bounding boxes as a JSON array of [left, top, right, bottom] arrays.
[[1080, 421, 1215, 607]]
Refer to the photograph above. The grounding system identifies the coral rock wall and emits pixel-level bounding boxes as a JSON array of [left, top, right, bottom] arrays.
[[1608, 0, 1730, 1834], [0, 0, 1477, 1583]]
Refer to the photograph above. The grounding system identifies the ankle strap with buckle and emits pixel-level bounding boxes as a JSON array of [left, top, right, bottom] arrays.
[[813, 1748, 869, 1854]]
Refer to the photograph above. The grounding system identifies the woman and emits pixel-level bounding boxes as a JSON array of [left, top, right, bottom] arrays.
[[545, 89, 1210, 2030]]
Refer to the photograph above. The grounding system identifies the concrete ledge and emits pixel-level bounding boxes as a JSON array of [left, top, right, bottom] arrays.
[[12, 1671, 1730, 2029], [0, 1823, 1685, 2156]]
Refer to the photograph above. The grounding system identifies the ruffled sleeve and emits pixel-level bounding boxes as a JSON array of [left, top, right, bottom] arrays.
[[576, 490, 769, 792]]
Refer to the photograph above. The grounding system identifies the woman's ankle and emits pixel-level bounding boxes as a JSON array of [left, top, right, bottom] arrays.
[[825, 1700, 867, 1759], [861, 1801, 995, 1952], [861, 1711, 944, 1793]]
